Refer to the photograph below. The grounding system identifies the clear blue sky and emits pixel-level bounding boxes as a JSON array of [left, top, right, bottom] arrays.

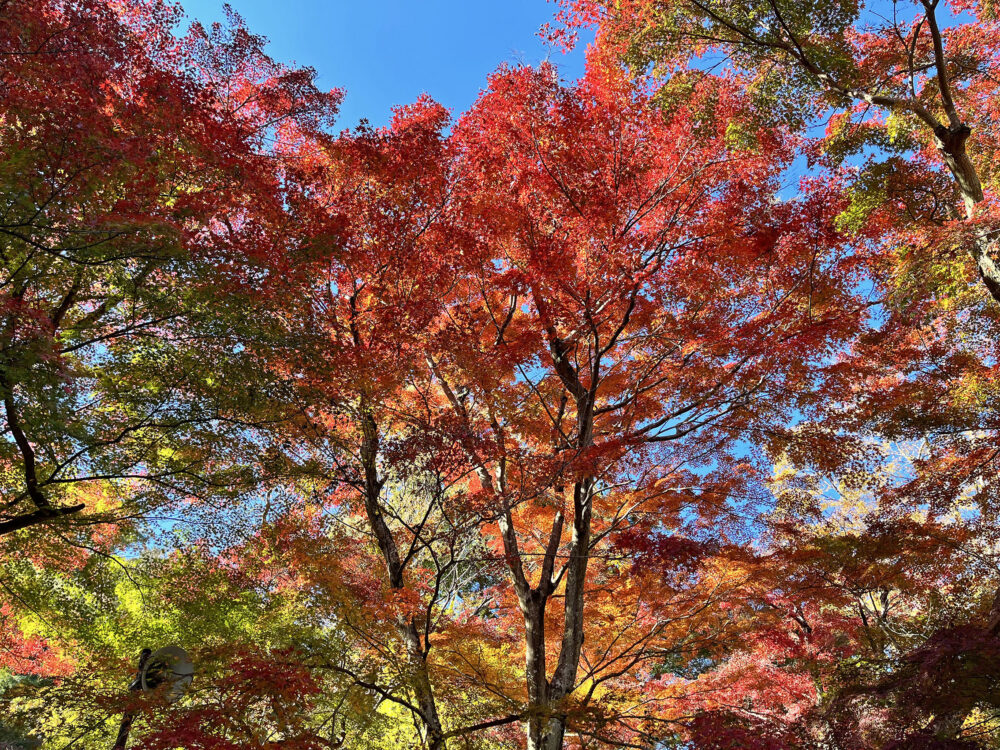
[[179, 0, 587, 129]]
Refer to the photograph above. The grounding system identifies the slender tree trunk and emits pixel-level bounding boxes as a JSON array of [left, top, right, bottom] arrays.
[[519, 312, 600, 750], [532, 477, 595, 749], [358, 401, 447, 750], [518, 491, 588, 750], [522, 603, 570, 750], [523, 594, 553, 750], [551, 478, 594, 696], [431, 319, 598, 750]]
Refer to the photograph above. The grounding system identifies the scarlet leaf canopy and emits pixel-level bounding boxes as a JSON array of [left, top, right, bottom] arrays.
[[4, 1, 1000, 749]]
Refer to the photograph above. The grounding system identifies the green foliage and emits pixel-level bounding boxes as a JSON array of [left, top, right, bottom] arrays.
[[834, 166, 891, 233]]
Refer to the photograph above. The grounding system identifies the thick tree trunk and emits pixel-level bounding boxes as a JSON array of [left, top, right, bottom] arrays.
[[526, 718, 566, 750], [934, 124, 983, 210], [933, 123, 1000, 304], [401, 620, 447, 750], [968, 232, 1000, 303]]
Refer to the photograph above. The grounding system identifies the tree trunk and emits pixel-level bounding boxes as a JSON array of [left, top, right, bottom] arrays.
[[526, 717, 566, 750], [524, 596, 550, 750], [358, 401, 447, 750], [934, 123, 983, 211], [968, 232, 1000, 303], [933, 123, 1000, 304], [522, 478, 595, 750], [550, 478, 594, 697], [401, 620, 447, 750]]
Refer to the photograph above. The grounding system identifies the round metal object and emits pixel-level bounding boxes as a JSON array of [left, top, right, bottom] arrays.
[[140, 645, 194, 703]]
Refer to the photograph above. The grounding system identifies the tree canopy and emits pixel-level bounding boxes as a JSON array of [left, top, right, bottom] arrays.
[[3, 0, 1000, 748]]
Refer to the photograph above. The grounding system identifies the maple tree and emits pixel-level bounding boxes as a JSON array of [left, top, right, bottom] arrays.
[[417, 50, 865, 748], [555, 0, 1000, 301], [551, 1, 1000, 746], [5, 0, 1000, 748], [0, 0, 341, 743], [274, 97, 500, 749], [0, 0, 339, 541]]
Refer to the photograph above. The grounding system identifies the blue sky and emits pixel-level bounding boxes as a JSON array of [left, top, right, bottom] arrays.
[[180, 0, 587, 129]]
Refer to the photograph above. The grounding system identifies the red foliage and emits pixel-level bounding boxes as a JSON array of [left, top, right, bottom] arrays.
[[139, 649, 326, 750], [0, 605, 71, 678]]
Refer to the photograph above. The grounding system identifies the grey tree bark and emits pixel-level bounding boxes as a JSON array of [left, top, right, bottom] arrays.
[[358, 403, 447, 750]]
